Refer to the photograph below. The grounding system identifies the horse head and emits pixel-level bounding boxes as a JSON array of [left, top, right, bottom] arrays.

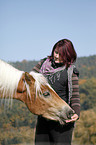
[[0, 59, 75, 125], [17, 71, 75, 124]]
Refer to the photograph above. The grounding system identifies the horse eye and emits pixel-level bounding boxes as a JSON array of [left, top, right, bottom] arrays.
[[43, 92, 50, 97]]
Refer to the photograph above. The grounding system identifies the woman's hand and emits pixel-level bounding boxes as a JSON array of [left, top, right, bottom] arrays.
[[65, 114, 79, 123]]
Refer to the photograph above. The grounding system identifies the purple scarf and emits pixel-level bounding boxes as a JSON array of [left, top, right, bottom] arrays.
[[39, 58, 75, 104], [40, 58, 66, 75]]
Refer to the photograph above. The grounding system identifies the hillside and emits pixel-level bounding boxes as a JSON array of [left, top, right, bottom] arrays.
[[76, 55, 96, 79]]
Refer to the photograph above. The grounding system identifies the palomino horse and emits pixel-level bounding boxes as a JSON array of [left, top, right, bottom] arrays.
[[0, 59, 75, 124]]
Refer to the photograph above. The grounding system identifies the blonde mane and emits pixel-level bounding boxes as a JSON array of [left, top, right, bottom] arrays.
[[0, 59, 24, 99], [29, 71, 52, 96]]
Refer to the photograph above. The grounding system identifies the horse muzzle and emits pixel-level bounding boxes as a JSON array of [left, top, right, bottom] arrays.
[[59, 106, 75, 124]]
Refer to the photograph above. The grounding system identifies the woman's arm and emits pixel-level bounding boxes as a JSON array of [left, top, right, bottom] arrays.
[[32, 58, 47, 72], [66, 71, 80, 123], [70, 72, 80, 117]]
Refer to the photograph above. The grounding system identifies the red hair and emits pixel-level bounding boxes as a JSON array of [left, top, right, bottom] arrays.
[[50, 39, 77, 67]]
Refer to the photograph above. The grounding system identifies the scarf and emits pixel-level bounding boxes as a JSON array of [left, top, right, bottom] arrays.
[[39, 58, 75, 104]]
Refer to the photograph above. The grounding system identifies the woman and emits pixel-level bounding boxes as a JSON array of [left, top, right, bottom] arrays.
[[32, 39, 80, 145]]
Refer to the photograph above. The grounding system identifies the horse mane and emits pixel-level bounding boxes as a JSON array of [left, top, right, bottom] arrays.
[[29, 71, 52, 96], [0, 59, 24, 99]]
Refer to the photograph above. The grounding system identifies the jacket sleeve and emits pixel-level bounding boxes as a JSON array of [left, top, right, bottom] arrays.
[[32, 58, 47, 73], [70, 69, 80, 117]]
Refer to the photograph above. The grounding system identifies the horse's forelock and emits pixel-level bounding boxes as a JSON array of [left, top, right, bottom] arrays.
[[29, 71, 51, 97]]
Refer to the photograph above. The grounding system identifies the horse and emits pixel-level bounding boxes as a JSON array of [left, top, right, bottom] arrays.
[[0, 59, 75, 125]]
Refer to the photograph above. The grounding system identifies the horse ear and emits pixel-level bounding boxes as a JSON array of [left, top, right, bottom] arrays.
[[25, 72, 32, 84], [25, 72, 34, 85]]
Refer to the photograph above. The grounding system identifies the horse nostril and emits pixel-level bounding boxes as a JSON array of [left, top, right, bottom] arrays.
[[67, 110, 75, 119]]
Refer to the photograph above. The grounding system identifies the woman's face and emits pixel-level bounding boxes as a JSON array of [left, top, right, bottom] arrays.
[[53, 48, 63, 63]]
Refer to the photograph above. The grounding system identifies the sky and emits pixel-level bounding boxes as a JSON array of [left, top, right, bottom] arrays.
[[0, 0, 96, 62]]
